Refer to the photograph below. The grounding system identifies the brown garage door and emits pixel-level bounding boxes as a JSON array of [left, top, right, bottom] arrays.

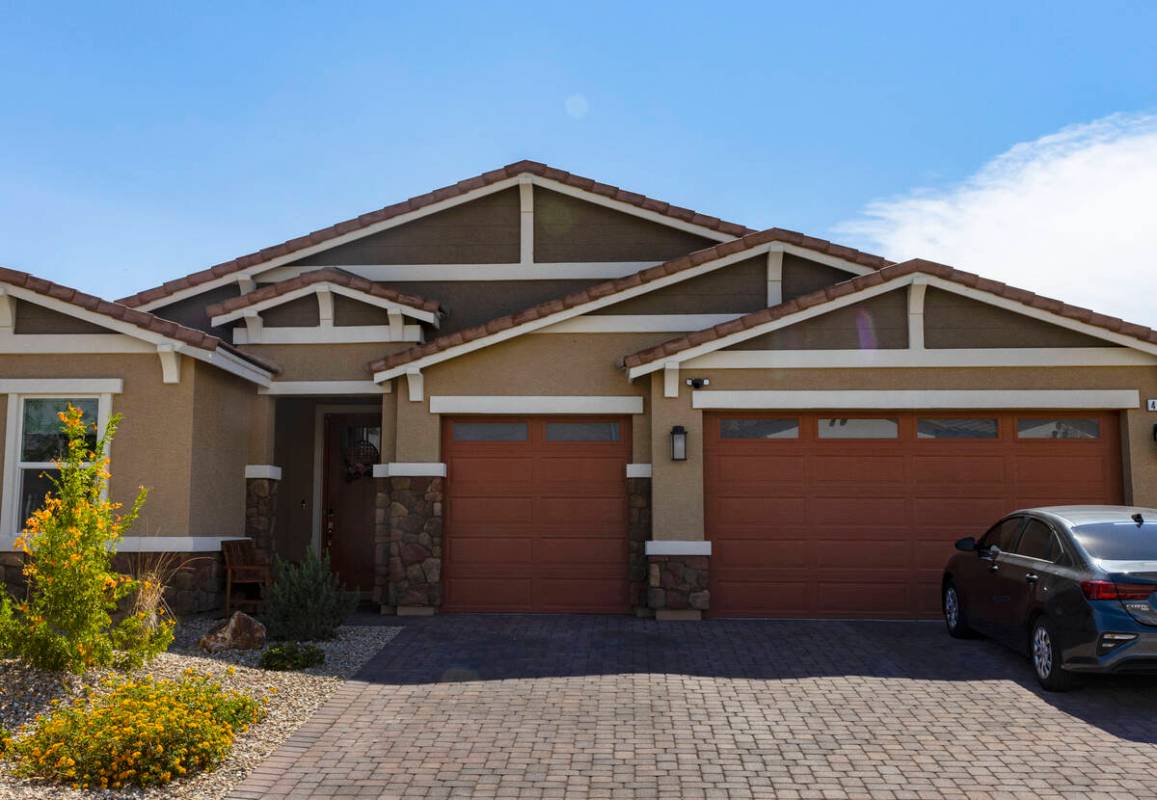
[[443, 416, 631, 613], [705, 411, 1123, 619]]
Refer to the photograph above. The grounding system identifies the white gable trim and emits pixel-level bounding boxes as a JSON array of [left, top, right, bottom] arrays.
[[134, 173, 743, 312], [373, 244, 783, 382], [257, 261, 664, 283], [691, 389, 1141, 410], [210, 282, 438, 327], [627, 272, 1157, 379], [232, 324, 423, 345], [686, 348, 1157, 369]]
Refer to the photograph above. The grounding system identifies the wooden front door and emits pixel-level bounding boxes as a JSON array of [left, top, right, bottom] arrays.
[[322, 413, 381, 592]]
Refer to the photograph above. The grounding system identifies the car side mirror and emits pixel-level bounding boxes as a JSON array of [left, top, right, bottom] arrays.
[[955, 537, 977, 552]]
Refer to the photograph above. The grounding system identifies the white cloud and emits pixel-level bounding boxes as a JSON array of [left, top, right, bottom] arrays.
[[838, 112, 1157, 328]]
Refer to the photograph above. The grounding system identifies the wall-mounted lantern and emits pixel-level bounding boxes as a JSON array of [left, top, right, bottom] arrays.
[[670, 425, 688, 462]]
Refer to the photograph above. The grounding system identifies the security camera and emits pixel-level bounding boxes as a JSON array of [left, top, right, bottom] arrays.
[[685, 377, 711, 389]]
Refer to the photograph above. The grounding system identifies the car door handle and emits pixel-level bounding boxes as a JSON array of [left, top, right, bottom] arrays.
[[1025, 573, 1039, 584]]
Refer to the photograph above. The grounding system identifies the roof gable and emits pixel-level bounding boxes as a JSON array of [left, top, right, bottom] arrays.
[[0, 267, 276, 384], [369, 229, 892, 381], [621, 259, 1157, 376], [118, 160, 760, 311], [206, 268, 441, 327]]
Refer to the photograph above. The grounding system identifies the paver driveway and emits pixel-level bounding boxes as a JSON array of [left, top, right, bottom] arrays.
[[229, 615, 1157, 800]]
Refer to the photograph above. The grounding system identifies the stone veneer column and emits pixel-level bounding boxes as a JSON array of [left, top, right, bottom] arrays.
[[647, 555, 710, 619], [627, 476, 652, 613], [244, 477, 279, 557], [386, 476, 444, 613]]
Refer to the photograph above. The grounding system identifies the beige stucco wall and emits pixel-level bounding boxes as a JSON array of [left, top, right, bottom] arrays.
[[641, 365, 1157, 538], [187, 362, 255, 535], [391, 332, 674, 463], [241, 343, 398, 382], [0, 353, 196, 536]]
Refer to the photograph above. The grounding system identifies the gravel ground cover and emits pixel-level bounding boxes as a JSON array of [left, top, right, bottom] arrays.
[[0, 617, 400, 800]]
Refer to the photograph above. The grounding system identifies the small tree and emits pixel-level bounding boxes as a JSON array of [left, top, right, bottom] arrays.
[[0, 405, 173, 673], [263, 550, 357, 641]]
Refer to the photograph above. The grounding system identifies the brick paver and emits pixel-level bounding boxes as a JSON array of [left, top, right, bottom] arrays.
[[228, 616, 1157, 799]]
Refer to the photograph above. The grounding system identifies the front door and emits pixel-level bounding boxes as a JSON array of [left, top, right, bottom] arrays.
[[322, 413, 381, 592]]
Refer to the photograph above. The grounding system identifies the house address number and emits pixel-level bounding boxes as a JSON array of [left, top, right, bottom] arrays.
[[1149, 399, 1157, 412]]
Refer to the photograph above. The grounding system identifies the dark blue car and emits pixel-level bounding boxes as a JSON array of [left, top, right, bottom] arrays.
[[942, 506, 1157, 691]]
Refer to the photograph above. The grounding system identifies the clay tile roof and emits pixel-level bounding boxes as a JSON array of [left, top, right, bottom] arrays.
[[619, 258, 1157, 369], [367, 229, 893, 374], [203, 268, 442, 320], [118, 160, 760, 309], [0, 266, 278, 374]]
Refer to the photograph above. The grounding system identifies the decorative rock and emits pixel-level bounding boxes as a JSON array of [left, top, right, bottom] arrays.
[[647, 554, 709, 612], [199, 611, 267, 652]]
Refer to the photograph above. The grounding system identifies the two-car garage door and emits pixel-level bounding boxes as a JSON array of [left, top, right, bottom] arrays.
[[705, 411, 1122, 618]]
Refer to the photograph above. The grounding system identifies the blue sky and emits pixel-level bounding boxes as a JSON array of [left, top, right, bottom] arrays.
[[2, 1, 1156, 314]]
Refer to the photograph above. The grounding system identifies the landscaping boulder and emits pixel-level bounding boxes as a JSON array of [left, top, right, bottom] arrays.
[[198, 611, 267, 652]]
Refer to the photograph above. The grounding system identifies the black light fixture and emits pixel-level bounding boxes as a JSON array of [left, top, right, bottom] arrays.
[[670, 425, 688, 461]]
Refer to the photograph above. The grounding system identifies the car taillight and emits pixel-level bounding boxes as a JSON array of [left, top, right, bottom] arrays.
[[1081, 580, 1156, 601]]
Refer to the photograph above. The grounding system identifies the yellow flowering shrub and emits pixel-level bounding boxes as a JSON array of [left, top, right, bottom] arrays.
[[0, 406, 173, 673], [7, 671, 264, 789]]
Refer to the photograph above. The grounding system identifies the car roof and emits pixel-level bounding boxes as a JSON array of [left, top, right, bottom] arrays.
[[1027, 505, 1157, 528]]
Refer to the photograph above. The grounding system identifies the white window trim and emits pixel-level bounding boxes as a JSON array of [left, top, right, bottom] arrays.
[[244, 465, 283, 480], [2, 391, 114, 539], [690, 389, 1141, 410], [428, 395, 644, 415], [0, 534, 248, 553]]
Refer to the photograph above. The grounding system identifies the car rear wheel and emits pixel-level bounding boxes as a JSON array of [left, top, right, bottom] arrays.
[[943, 581, 976, 639], [1031, 617, 1079, 692]]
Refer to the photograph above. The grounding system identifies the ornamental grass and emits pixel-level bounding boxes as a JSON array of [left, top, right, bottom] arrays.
[[7, 670, 265, 790]]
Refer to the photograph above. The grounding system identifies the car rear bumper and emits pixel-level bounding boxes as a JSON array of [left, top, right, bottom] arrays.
[[1063, 632, 1157, 673]]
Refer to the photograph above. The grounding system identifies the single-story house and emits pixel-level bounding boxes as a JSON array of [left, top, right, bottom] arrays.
[[3, 160, 1155, 619]]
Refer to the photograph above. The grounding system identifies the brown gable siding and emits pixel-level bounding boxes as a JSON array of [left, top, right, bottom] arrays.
[[118, 160, 755, 309], [533, 188, 716, 263], [261, 295, 320, 328], [333, 294, 389, 327], [382, 279, 602, 335], [288, 188, 520, 266], [924, 288, 1117, 349], [782, 254, 857, 302], [726, 290, 909, 350], [13, 299, 111, 335], [591, 255, 767, 315], [151, 283, 243, 339]]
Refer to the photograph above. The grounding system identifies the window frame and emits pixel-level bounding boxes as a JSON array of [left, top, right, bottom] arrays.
[[2, 392, 112, 538]]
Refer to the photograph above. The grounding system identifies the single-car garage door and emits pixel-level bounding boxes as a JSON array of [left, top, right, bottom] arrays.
[[443, 416, 631, 613], [705, 411, 1122, 618]]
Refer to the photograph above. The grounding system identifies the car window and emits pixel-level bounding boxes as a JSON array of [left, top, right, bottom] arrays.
[[980, 517, 1023, 551], [1072, 521, 1157, 561], [1014, 519, 1056, 561]]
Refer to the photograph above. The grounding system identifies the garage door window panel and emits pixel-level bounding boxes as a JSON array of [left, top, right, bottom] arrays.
[[544, 421, 621, 442], [720, 418, 800, 440], [452, 421, 529, 442], [1017, 418, 1101, 440], [817, 418, 899, 439], [917, 418, 998, 440]]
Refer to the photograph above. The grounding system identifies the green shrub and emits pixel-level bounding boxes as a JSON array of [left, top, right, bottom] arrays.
[[7, 671, 264, 790], [263, 550, 356, 641], [0, 593, 13, 657], [259, 641, 325, 671], [0, 727, 11, 756], [0, 406, 173, 673]]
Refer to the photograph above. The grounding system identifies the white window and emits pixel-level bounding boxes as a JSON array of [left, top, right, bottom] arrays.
[[2, 392, 113, 539]]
